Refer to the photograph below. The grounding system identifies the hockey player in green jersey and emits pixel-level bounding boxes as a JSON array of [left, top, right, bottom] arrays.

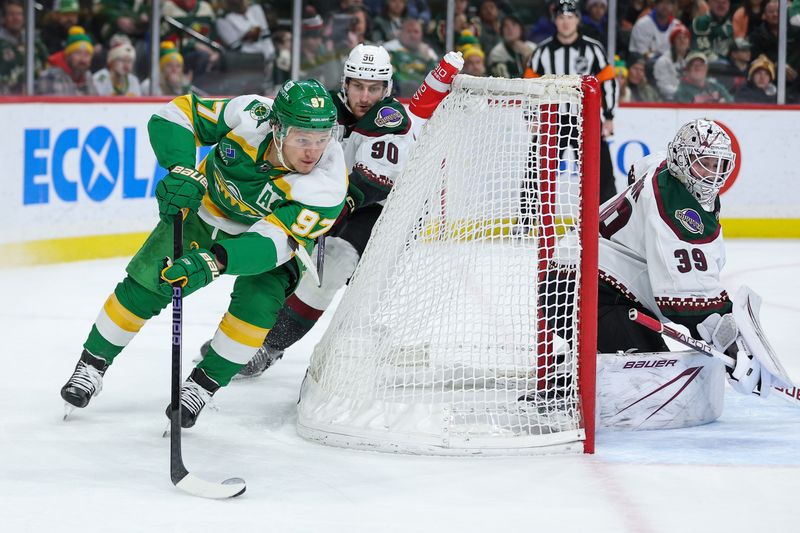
[[199, 44, 464, 378], [60, 79, 347, 427]]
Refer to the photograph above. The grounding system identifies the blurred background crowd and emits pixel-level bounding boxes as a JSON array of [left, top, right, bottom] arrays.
[[1, 0, 798, 103]]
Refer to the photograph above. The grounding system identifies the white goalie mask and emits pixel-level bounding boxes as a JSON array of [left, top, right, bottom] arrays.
[[667, 119, 736, 211], [340, 44, 393, 105]]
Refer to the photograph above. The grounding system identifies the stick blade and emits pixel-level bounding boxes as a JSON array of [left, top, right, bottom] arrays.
[[174, 472, 246, 499], [289, 237, 320, 286]]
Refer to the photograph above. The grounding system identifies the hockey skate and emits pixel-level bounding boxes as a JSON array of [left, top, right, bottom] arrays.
[[166, 368, 220, 429], [61, 350, 109, 418], [234, 344, 284, 380]]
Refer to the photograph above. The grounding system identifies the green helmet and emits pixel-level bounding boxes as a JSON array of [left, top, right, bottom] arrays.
[[270, 79, 337, 130]]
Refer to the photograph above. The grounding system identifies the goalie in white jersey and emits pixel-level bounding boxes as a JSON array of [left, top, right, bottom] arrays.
[[595, 118, 734, 351], [549, 119, 778, 397]]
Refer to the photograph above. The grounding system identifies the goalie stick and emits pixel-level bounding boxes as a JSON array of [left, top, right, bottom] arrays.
[[628, 309, 800, 406], [169, 214, 246, 499]]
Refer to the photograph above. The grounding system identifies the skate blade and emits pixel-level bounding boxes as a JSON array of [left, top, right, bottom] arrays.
[[63, 403, 76, 421]]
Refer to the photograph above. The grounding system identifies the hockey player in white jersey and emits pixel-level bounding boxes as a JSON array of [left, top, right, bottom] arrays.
[[199, 44, 464, 377], [542, 118, 795, 432], [567, 118, 783, 397], [594, 118, 735, 349]]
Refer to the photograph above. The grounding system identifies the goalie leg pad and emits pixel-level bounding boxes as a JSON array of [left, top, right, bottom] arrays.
[[597, 350, 726, 431]]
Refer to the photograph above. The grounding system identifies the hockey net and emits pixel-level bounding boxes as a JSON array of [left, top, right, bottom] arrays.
[[297, 75, 600, 455]]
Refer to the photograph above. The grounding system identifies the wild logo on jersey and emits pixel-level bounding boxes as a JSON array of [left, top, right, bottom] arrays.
[[211, 167, 287, 219], [212, 169, 262, 219]]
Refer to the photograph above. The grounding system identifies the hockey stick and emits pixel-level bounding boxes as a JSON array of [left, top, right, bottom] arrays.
[[164, 16, 226, 52], [316, 234, 326, 286], [289, 237, 320, 287], [169, 213, 246, 499], [628, 308, 800, 406], [628, 308, 735, 366]]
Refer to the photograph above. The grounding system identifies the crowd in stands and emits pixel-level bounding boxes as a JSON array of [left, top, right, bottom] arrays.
[[0, 0, 798, 102]]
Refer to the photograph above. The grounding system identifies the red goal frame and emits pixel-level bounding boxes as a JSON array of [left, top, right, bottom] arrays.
[[536, 77, 600, 453], [578, 77, 601, 453]]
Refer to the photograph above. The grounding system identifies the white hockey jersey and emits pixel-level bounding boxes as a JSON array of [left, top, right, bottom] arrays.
[[597, 152, 732, 334], [331, 93, 417, 208]]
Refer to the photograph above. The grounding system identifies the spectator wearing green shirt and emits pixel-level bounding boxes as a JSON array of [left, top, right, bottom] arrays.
[[0, 0, 48, 94], [674, 50, 733, 102], [384, 18, 438, 96], [691, 0, 734, 62]]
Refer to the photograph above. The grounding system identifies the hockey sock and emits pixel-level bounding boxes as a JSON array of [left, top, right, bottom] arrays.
[[195, 345, 248, 387], [264, 296, 320, 351], [83, 276, 171, 364]]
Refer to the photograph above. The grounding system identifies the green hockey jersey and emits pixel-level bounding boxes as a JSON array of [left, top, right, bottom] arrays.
[[148, 93, 347, 275]]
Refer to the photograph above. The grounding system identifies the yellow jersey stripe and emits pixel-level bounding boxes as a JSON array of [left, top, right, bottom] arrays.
[[218, 312, 269, 348], [103, 293, 146, 333], [264, 213, 294, 238], [172, 95, 195, 125], [225, 131, 258, 161], [202, 193, 227, 218], [270, 176, 293, 200]]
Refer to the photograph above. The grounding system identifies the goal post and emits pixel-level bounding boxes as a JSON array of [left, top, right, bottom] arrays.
[[297, 75, 601, 455]]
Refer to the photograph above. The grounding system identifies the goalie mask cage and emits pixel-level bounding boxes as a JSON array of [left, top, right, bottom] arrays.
[[298, 75, 600, 455]]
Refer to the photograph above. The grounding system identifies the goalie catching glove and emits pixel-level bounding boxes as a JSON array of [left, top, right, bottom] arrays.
[[697, 313, 769, 396], [160, 246, 222, 297], [155, 165, 208, 223]]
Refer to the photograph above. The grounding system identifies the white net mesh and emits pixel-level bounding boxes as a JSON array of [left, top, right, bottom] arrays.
[[297, 75, 590, 455]]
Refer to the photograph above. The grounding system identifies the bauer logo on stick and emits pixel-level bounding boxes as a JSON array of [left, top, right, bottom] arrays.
[[675, 208, 704, 234]]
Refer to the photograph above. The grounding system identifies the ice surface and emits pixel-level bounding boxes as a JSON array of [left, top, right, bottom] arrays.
[[1, 240, 798, 532]]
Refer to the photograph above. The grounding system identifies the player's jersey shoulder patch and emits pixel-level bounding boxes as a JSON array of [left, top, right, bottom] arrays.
[[241, 97, 272, 128], [355, 98, 410, 136], [674, 208, 704, 234], [374, 106, 404, 128], [652, 167, 721, 243]]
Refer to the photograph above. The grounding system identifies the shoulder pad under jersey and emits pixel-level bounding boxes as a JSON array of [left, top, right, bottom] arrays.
[[651, 165, 721, 244], [353, 97, 411, 137]]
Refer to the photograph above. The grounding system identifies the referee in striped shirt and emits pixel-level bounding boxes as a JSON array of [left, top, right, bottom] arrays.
[[524, 0, 618, 203]]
